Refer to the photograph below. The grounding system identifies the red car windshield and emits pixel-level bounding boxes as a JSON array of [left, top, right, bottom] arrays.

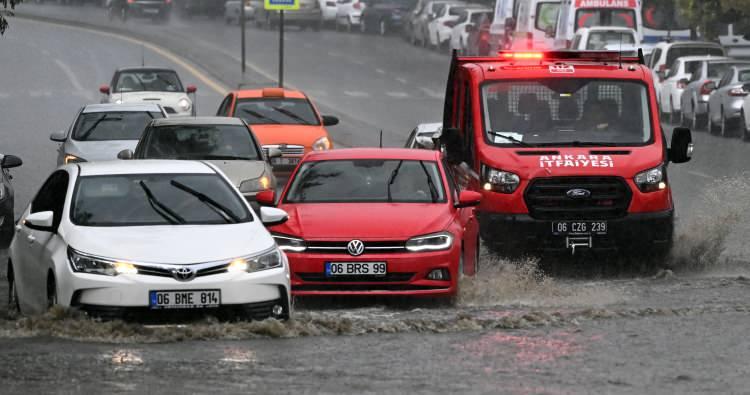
[[285, 159, 446, 203]]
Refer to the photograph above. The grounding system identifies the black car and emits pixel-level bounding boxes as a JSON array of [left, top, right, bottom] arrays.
[[360, 0, 416, 35], [121, 0, 172, 21], [0, 154, 22, 249]]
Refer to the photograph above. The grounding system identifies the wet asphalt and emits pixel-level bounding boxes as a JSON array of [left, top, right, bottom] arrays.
[[2, 7, 750, 393]]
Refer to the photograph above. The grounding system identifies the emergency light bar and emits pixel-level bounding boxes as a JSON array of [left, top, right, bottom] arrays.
[[496, 50, 645, 64]]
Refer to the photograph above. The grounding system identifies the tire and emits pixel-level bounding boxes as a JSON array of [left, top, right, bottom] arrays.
[[691, 102, 700, 130], [360, 18, 367, 33], [46, 273, 58, 309], [669, 99, 676, 125], [707, 108, 717, 134], [346, 17, 352, 33], [226, 16, 232, 25], [742, 111, 750, 142], [474, 235, 480, 274], [379, 19, 386, 36], [720, 109, 728, 137], [7, 263, 20, 315]]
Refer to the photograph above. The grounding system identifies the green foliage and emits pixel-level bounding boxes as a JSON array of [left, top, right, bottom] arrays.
[[677, 0, 750, 39]]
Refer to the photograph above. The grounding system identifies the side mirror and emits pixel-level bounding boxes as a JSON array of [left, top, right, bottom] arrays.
[[259, 206, 288, 226], [440, 127, 463, 165], [186, 85, 197, 94], [24, 211, 54, 232], [742, 82, 750, 93], [50, 131, 67, 142], [266, 147, 283, 159], [669, 127, 693, 164], [256, 189, 276, 206], [456, 190, 482, 208], [465, 23, 475, 33], [1, 155, 22, 169], [322, 115, 339, 126], [99, 84, 110, 94], [117, 149, 134, 160]]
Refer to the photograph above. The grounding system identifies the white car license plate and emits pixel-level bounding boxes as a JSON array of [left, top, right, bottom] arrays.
[[325, 262, 387, 276], [149, 289, 221, 309], [551, 221, 607, 235], [271, 157, 301, 166]]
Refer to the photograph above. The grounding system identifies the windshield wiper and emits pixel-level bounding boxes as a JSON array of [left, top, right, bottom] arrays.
[[386, 160, 404, 203], [487, 131, 532, 147], [241, 108, 281, 124], [139, 181, 186, 225], [170, 180, 241, 224], [78, 114, 122, 140], [270, 106, 312, 125], [418, 161, 439, 203]]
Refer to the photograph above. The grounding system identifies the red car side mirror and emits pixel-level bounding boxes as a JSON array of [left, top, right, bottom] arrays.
[[456, 190, 482, 208], [186, 85, 197, 94], [99, 84, 110, 94], [256, 190, 276, 206]]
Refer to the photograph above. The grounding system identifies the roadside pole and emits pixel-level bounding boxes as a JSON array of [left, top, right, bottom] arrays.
[[264, 0, 298, 88], [241, 0, 246, 74]]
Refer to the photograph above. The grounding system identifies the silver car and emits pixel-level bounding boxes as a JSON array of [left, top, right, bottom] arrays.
[[405, 122, 441, 149], [679, 58, 743, 130], [118, 117, 281, 205], [50, 103, 167, 165], [708, 65, 750, 137]]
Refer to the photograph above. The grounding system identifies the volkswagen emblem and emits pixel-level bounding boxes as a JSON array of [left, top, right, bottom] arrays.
[[347, 240, 365, 256], [566, 188, 591, 199], [171, 267, 196, 282]]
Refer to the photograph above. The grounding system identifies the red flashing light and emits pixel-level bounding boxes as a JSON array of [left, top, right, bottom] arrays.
[[501, 52, 544, 59]]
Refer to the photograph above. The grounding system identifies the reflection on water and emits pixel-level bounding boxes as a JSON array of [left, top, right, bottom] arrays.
[[220, 347, 257, 365], [457, 331, 584, 366], [106, 349, 144, 372]]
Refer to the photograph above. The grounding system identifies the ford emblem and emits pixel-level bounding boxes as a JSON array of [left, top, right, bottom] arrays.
[[566, 188, 591, 199]]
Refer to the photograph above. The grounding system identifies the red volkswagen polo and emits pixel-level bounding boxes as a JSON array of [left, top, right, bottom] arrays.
[[259, 148, 482, 299]]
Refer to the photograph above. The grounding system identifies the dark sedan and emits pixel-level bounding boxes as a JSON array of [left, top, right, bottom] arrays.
[[360, 0, 416, 35]]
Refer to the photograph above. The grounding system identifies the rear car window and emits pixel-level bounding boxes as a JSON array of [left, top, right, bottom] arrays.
[[535, 2, 559, 32], [666, 47, 724, 69], [140, 124, 261, 160], [739, 70, 750, 82], [72, 111, 162, 141]]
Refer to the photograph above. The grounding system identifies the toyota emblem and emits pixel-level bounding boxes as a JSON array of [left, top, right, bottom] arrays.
[[347, 240, 365, 256], [171, 267, 196, 282], [566, 188, 591, 199]]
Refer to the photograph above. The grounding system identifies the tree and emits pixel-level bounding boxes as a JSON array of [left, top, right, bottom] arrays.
[[677, 0, 750, 40], [1, 0, 22, 35]]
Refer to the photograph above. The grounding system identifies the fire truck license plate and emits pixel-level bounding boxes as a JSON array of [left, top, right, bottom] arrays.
[[552, 221, 607, 235]]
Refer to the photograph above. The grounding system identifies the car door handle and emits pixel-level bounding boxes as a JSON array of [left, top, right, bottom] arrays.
[[27, 235, 35, 243]]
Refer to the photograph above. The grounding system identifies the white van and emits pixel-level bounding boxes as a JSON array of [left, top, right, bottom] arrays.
[[510, 0, 561, 50], [484, 0, 518, 53], [554, 0, 643, 49]]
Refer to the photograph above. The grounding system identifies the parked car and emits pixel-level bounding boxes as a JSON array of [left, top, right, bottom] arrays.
[[99, 67, 197, 117], [707, 65, 750, 137], [117, 117, 279, 206], [405, 122, 441, 149], [335, 0, 367, 31], [463, 11, 492, 55], [216, 87, 339, 176], [647, 41, 726, 101], [49, 103, 167, 165], [425, 2, 467, 49], [680, 59, 748, 130], [448, 7, 490, 52], [7, 160, 292, 320], [741, 91, 750, 140], [224, 0, 254, 24], [264, 148, 482, 301], [569, 26, 639, 51], [318, 0, 338, 25], [256, 0, 322, 30], [0, 154, 22, 249], [408, 0, 449, 47], [359, 0, 415, 35], [123, 0, 172, 21], [658, 55, 716, 124]]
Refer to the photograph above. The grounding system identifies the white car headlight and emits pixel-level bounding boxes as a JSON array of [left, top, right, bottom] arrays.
[[114, 99, 123, 104], [634, 165, 667, 193], [239, 173, 272, 193], [64, 154, 86, 164], [482, 164, 520, 194], [178, 97, 192, 112], [405, 231, 453, 252], [272, 233, 307, 252], [68, 248, 137, 276], [227, 248, 284, 273], [312, 136, 331, 151]]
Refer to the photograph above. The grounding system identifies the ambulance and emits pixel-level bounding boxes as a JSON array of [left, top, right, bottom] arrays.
[[553, 0, 643, 49]]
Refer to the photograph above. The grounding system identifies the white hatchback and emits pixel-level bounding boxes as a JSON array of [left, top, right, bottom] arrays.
[[7, 160, 291, 321]]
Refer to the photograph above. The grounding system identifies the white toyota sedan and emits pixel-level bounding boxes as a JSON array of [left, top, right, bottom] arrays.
[[7, 160, 291, 321]]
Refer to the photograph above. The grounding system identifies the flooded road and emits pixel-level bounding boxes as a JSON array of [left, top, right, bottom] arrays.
[[2, 8, 750, 394]]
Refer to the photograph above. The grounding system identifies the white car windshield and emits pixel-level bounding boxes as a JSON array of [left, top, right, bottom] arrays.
[[71, 174, 252, 226], [482, 79, 652, 147], [285, 159, 446, 203]]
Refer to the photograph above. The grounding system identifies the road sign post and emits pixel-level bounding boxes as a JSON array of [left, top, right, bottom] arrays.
[[264, 0, 299, 88], [241, 0, 246, 74]]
